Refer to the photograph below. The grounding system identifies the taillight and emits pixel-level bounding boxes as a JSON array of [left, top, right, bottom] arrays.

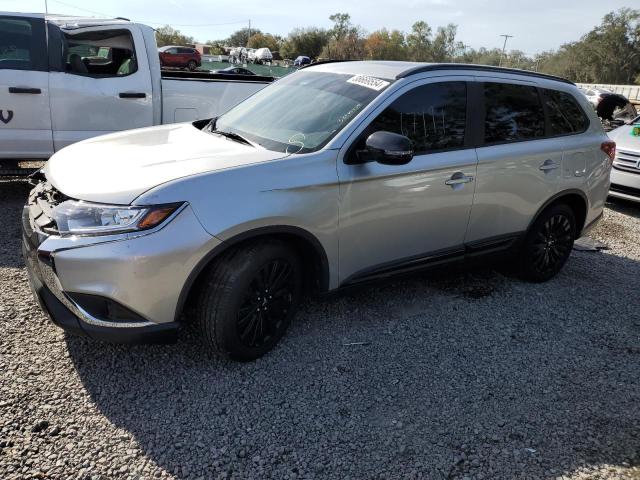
[[601, 141, 616, 164]]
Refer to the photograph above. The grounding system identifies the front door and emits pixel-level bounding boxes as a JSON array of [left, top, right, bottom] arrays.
[[48, 24, 153, 151], [337, 78, 477, 284], [0, 15, 53, 159]]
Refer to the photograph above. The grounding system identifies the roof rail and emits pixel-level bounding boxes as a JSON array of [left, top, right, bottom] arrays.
[[397, 63, 574, 85], [297, 59, 349, 70]]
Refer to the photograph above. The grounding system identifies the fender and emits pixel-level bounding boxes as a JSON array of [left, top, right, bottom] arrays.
[[526, 188, 589, 234], [173, 225, 330, 322]]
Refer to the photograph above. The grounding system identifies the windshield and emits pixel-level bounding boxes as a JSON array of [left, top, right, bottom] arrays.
[[214, 71, 392, 153]]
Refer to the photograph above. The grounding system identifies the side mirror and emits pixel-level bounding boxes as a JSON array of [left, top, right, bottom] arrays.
[[365, 131, 414, 165]]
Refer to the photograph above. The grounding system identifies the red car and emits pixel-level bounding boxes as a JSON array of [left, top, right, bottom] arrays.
[[158, 46, 201, 71]]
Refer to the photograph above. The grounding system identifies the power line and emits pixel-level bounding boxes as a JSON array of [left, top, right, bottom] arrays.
[[48, 0, 248, 28]]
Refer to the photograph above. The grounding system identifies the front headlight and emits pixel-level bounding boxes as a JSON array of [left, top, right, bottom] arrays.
[[52, 200, 182, 237]]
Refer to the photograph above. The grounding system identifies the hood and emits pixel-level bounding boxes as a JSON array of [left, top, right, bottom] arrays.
[[44, 123, 285, 204], [608, 124, 640, 152]]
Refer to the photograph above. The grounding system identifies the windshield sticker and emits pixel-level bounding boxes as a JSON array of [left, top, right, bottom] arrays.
[[631, 126, 640, 137], [346, 75, 390, 91]]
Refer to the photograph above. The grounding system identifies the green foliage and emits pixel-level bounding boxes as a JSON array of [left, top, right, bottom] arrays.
[[365, 29, 407, 60], [227, 27, 263, 47], [164, 8, 640, 84], [247, 33, 282, 52], [538, 8, 639, 84], [155, 25, 194, 47], [280, 27, 329, 59], [406, 21, 432, 61]]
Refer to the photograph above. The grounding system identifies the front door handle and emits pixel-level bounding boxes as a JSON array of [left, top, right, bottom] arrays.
[[539, 159, 560, 172], [9, 87, 41, 94], [119, 92, 146, 99], [445, 172, 474, 187]]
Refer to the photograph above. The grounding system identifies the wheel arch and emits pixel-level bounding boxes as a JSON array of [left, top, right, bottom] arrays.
[[527, 189, 589, 237], [174, 225, 330, 323]]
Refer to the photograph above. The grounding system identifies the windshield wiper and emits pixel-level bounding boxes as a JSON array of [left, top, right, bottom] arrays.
[[213, 130, 253, 146], [204, 117, 256, 147]]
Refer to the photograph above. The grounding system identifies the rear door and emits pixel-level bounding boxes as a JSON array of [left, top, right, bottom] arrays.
[[466, 79, 562, 243], [0, 15, 53, 159], [48, 24, 153, 151]]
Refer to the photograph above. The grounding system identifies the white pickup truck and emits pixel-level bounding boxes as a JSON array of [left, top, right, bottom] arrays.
[[0, 12, 273, 174]]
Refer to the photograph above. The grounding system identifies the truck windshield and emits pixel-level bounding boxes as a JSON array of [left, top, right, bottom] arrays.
[[214, 70, 392, 153]]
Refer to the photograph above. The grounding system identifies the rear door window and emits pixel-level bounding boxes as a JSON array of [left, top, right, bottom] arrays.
[[543, 89, 589, 136], [0, 16, 47, 71], [367, 81, 467, 154], [483, 82, 545, 144], [63, 29, 137, 77]]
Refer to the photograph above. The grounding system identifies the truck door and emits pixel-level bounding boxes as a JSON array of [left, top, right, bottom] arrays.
[[48, 23, 153, 151], [0, 15, 53, 161]]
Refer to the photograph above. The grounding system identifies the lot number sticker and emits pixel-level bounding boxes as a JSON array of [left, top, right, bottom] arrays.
[[347, 75, 390, 91]]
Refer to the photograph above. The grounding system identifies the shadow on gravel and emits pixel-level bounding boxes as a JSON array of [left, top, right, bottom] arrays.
[[65, 250, 640, 479], [606, 196, 640, 219], [0, 180, 31, 268]]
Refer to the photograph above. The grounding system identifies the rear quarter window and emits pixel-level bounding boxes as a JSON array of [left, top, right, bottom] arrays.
[[483, 82, 545, 145], [543, 89, 589, 136]]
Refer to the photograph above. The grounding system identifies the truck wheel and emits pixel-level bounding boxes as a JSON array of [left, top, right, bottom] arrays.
[[187, 60, 197, 71], [196, 240, 302, 361], [519, 203, 575, 282]]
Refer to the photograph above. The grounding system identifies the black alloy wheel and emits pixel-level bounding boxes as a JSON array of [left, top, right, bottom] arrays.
[[520, 203, 576, 282], [236, 259, 295, 348]]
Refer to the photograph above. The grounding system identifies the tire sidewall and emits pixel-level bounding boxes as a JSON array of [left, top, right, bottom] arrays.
[[214, 243, 302, 361]]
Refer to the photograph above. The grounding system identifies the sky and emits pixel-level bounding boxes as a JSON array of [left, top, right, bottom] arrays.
[[5, 0, 635, 55]]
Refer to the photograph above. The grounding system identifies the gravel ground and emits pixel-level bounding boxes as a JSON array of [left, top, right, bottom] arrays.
[[1, 179, 639, 480]]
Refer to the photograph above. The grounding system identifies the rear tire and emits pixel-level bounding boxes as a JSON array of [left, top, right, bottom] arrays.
[[195, 241, 302, 361], [519, 203, 576, 282]]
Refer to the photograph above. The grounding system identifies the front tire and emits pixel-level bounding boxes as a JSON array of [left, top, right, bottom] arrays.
[[195, 241, 302, 361], [519, 203, 576, 282], [187, 60, 197, 71]]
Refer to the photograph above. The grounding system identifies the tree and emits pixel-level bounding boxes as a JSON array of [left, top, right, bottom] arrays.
[[247, 33, 282, 52], [536, 8, 640, 84], [227, 27, 262, 47], [155, 25, 194, 47], [406, 21, 432, 62], [280, 27, 329, 59], [323, 13, 365, 60], [365, 29, 407, 60], [430, 24, 458, 62], [328, 13, 353, 41]]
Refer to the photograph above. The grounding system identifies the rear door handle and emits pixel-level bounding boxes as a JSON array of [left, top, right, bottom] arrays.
[[9, 87, 41, 94], [539, 159, 560, 172], [119, 92, 146, 99], [445, 172, 474, 186]]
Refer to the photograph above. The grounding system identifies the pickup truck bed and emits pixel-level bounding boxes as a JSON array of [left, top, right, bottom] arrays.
[[159, 70, 273, 124]]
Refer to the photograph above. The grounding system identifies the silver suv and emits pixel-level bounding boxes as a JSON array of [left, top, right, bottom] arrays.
[[23, 62, 614, 361]]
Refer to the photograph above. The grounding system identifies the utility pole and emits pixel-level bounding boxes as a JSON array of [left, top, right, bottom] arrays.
[[499, 34, 513, 66], [44, 0, 48, 13], [247, 19, 251, 47]]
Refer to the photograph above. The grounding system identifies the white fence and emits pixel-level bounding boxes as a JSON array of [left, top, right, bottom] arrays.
[[577, 83, 640, 104]]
